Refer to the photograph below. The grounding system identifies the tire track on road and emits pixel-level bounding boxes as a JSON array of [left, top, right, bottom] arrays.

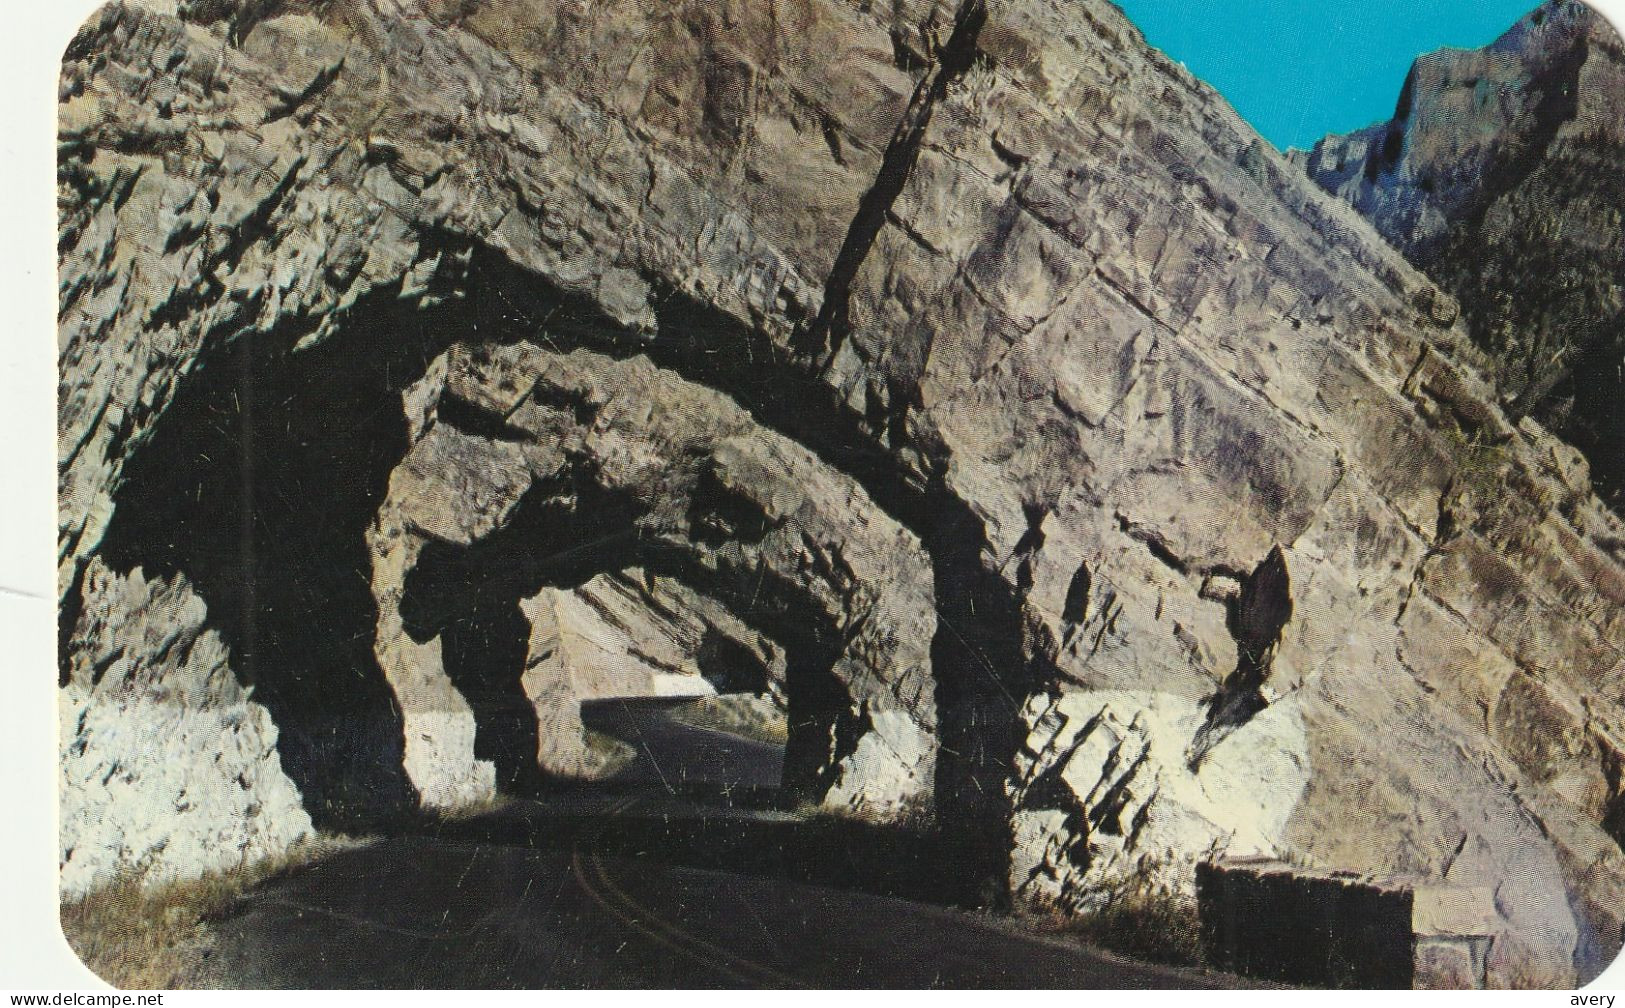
[[570, 795, 806, 988]]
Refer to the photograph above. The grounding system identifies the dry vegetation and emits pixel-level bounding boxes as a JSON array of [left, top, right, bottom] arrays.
[[420, 792, 514, 825], [1029, 871, 1206, 969], [582, 727, 638, 775], [60, 835, 362, 990]]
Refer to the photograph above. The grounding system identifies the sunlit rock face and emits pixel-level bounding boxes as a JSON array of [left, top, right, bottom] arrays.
[[59, 560, 314, 897], [59, 0, 1625, 983]]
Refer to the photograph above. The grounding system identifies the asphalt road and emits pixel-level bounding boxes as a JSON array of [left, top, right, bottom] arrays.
[[204, 699, 1244, 988], [577, 696, 785, 798]]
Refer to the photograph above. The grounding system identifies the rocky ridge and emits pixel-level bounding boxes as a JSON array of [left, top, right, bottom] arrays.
[[1294, 0, 1625, 505], [58, 0, 1625, 983]]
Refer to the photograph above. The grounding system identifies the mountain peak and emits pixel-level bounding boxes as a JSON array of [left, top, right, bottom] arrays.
[[1301, 0, 1625, 506]]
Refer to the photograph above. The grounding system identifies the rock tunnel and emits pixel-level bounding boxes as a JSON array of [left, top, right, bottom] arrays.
[[93, 239, 970, 843], [382, 338, 941, 813], [56, 0, 1625, 983]]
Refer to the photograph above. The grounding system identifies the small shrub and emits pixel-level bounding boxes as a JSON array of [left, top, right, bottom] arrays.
[[422, 792, 514, 825], [1030, 871, 1206, 969], [582, 727, 637, 775], [1445, 425, 1513, 505], [795, 790, 938, 832]]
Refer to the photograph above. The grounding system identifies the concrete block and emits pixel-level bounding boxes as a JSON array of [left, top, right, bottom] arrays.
[[1415, 937, 1488, 989], [1197, 858, 1413, 987], [1198, 858, 1507, 988], [1413, 886, 1499, 937]]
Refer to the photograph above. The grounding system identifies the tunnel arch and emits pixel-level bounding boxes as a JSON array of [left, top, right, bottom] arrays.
[[93, 271, 475, 828], [397, 484, 849, 801], [373, 339, 941, 816], [84, 234, 1037, 901]]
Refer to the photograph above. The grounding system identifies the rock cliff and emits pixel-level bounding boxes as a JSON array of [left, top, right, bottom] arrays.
[[59, 0, 1625, 984], [1295, 0, 1625, 507]]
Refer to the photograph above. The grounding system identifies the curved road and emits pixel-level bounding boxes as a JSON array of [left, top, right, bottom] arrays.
[[204, 700, 1247, 988]]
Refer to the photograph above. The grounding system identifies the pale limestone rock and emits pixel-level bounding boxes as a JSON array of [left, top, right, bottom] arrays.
[[1010, 688, 1309, 912], [58, 560, 312, 896]]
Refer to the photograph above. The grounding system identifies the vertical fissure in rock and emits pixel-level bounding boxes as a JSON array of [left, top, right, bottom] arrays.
[[794, 0, 988, 362]]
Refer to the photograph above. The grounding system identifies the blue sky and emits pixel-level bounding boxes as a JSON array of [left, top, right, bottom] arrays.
[[1112, 0, 1541, 151]]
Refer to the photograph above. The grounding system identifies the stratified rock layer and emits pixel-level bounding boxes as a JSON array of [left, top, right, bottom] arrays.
[[58, 0, 1625, 983]]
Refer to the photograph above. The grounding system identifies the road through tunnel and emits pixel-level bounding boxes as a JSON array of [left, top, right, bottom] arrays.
[[81, 236, 1024, 906], [383, 337, 942, 819]]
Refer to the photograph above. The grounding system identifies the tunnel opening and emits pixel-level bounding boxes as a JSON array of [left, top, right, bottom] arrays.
[[96, 268, 472, 828], [435, 244, 1047, 907], [398, 469, 850, 806], [87, 232, 1041, 908], [695, 626, 774, 696]]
